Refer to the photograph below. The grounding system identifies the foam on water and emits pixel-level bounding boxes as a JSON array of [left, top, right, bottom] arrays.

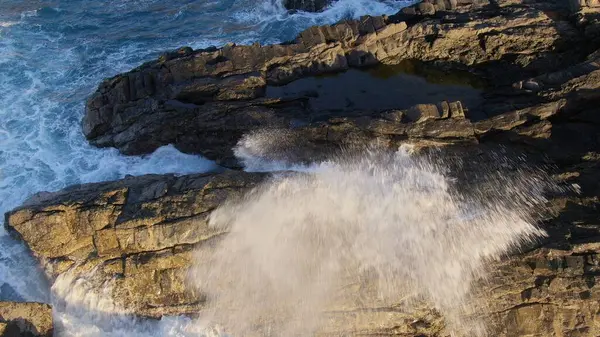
[[0, 0, 414, 335], [236, 0, 415, 44]]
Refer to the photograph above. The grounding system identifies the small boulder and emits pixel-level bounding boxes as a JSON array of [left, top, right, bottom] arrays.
[[407, 104, 442, 123], [418, 2, 437, 15]]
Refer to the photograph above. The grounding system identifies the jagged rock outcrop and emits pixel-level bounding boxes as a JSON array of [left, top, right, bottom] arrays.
[[82, 0, 594, 166], [5, 171, 265, 318], [0, 302, 53, 337], [6, 109, 600, 336]]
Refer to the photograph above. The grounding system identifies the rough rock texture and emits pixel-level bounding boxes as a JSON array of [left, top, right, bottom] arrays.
[[5, 171, 265, 318], [7, 48, 600, 333], [82, 0, 598, 166], [0, 302, 53, 337]]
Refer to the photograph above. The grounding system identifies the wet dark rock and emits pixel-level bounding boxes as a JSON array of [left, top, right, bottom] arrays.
[[283, 0, 333, 12]]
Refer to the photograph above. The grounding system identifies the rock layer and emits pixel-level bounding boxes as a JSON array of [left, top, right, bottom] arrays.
[[6, 171, 265, 318], [7, 47, 600, 331], [5, 126, 600, 336], [82, 0, 595, 167]]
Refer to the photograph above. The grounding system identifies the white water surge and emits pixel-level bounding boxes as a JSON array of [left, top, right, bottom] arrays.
[[187, 136, 552, 336]]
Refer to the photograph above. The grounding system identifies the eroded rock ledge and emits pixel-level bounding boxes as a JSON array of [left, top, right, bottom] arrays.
[[5, 128, 600, 336], [6, 171, 264, 318], [82, 0, 598, 167]]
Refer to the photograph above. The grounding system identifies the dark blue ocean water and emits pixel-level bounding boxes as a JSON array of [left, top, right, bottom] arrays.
[[0, 0, 410, 335]]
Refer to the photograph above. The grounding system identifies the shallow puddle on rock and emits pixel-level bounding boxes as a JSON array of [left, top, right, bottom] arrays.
[[266, 60, 486, 121]]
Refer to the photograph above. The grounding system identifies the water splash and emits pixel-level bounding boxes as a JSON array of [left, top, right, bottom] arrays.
[[190, 140, 551, 336], [234, 0, 414, 44], [50, 269, 221, 337], [233, 129, 325, 172]]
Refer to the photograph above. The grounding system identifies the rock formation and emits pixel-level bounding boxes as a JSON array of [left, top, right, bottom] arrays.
[[0, 302, 53, 337], [5, 171, 265, 318], [5, 0, 600, 335], [6, 46, 600, 331], [82, 0, 597, 167], [7, 93, 600, 334]]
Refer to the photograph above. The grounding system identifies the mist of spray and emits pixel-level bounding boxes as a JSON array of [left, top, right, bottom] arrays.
[[189, 131, 551, 336]]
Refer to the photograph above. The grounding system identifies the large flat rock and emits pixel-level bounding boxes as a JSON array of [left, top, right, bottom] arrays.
[[5, 164, 600, 335]]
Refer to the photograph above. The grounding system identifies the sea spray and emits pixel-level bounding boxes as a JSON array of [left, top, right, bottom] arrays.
[[233, 129, 325, 172], [50, 268, 212, 337], [190, 140, 552, 336]]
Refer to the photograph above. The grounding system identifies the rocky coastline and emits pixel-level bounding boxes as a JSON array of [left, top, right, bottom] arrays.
[[4, 0, 600, 336]]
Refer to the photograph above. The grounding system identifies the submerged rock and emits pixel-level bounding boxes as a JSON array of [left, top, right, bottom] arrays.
[[0, 302, 53, 337], [283, 0, 333, 12]]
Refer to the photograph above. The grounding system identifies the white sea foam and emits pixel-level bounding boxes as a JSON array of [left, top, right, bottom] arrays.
[[0, 3, 217, 331], [0, 21, 17, 28], [236, 0, 414, 24], [232, 0, 414, 44]]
